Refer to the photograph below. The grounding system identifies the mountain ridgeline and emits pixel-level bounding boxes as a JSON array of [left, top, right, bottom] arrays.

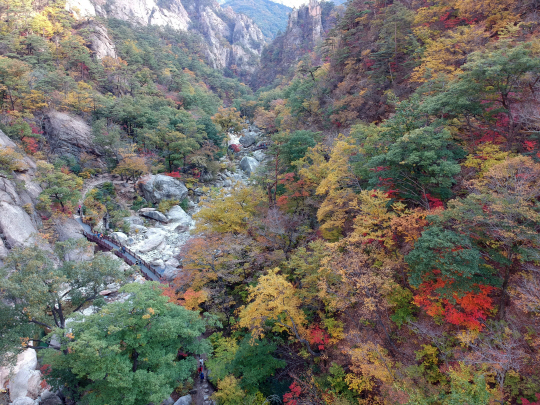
[[66, 0, 266, 76]]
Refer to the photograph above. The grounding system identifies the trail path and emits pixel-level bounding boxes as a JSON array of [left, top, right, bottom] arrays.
[[193, 354, 215, 405], [74, 175, 162, 282]]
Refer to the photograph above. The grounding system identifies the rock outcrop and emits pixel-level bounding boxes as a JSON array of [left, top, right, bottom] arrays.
[[84, 21, 117, 59], [0, 130, 42, 251], [252, 0, 338, 87], [43, 111, 101, 162], [65, 0, 265, 74], [138, 174, 188, 204]]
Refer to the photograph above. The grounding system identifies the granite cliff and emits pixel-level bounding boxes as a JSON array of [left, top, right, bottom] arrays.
[[65, 0, 265, 74], [251, 0, 338, 87]]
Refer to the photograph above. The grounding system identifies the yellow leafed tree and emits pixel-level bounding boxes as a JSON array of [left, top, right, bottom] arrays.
[[238, 268, 315, 352]]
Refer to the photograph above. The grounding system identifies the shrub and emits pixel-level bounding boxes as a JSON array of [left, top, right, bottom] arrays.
[[158, 199, 180, 213]]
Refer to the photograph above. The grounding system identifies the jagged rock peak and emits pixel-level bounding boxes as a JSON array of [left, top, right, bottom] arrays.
[[288, 0, 323, 44]]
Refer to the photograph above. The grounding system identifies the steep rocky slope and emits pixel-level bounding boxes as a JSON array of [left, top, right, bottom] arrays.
[[65, 0, 265, 74], [251, 0, 338, 87]]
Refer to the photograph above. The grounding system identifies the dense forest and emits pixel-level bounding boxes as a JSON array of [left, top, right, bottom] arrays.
[[1, 0, 540, 404]]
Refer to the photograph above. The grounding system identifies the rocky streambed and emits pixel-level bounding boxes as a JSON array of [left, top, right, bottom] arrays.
[[108, 124, 269, 281]]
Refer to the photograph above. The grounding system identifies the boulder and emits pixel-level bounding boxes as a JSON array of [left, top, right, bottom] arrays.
[[11, 397, 35, 405], [140, 210, 168, 223], [40, 390, 62, 405], [43, 111, 100, 160], [239, 156, 259, 175], [138, 174, 188, 204], [0, 202, 37, 248], [162, 397, 175, 405], [9, 368, 41, 401], [222, 179, 232, 187], [0, 350, 37, 389], [239, 134, 257, 147], [252, 150, 266, 162], [138, 229, 166, 253], [112, 232, 128, 244], [166, 206, 193, 232], [174, 394, 193, 405]]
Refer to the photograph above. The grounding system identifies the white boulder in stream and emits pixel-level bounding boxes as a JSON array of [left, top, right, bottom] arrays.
[[239, 156, 259, 175], [138, 174, 188, 204], [137, 228, 167, 253], [166, 206, 194, 232]]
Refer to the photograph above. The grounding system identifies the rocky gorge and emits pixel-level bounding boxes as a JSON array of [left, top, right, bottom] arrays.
[[0, 123, 267, 404]]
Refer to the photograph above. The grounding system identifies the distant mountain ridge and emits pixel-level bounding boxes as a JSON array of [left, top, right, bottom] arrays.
[[224, 0, 292, 39]]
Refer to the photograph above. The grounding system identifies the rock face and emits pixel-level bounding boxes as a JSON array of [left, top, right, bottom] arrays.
[[252, 0, 337, 87], [0, 202, 37, 248], [43, 110, 100, 161], [84, 21, 117, 59], [138, 174, 188, 204], [65, 0, 265, 75], [239, 156, 259, 175]]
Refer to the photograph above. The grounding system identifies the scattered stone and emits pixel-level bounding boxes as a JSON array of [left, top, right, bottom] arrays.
[[173, 394, 192, 405], [138, 174, 188, 204], [239, 156, 259, 175], [239, 134, 257, 147], [140, 210, 168, 223]]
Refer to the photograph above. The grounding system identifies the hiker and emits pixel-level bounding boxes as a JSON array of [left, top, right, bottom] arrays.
[[199, 358, 204, 369], [77, 205, 81, 215], [121, 246, 126, 254], [200, 371, 205, 382]]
